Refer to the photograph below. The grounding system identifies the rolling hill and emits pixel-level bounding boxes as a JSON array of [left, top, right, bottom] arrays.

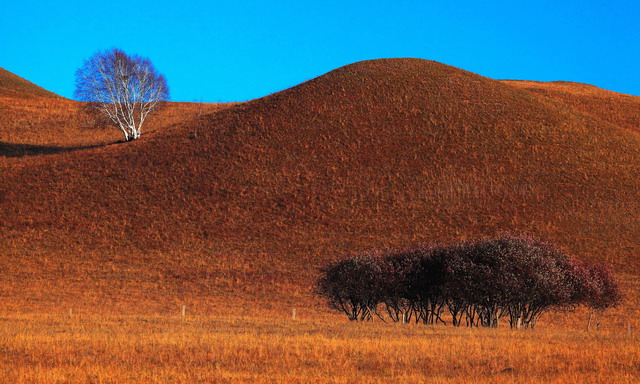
[[0, 59, 638, 319], [0, 67, 61, 99], [503, 79, 640, 134], [0, 67, 230, 153]]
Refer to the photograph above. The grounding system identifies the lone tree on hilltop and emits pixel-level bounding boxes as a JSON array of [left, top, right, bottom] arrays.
[[74, 48, 169, 141]]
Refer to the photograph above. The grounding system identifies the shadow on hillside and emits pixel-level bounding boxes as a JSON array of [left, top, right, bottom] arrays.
[[0, 141, 110, 158]]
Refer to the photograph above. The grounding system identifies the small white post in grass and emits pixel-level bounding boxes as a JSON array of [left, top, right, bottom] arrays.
[[181, 305, 186, 319], [402, 313, 406, 324], [292, 308, 297, 321], [69, 308, 73, 318]]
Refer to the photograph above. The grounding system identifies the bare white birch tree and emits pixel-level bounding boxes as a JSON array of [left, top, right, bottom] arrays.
[[74, 48, 169, 141]]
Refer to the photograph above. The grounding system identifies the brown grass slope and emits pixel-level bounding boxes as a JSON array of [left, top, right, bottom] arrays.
[[503, 80, 640, 134], [1, 58, 639, 316], [0, 67, 61, 99], [0, 66, 121, 150], [0, 98, 223, 153], [0, 67, 227, 153]]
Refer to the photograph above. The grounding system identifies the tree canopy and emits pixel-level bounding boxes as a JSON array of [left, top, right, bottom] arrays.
[[74, 48, 169, 141], [317, 234, 621, 328]]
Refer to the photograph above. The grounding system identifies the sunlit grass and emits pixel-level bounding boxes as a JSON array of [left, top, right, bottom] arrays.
[[0, 313, 637, 383]]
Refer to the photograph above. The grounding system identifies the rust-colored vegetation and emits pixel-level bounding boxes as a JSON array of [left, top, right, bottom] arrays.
[[0, 59, 638, 382], [503, 79, 640, 134]]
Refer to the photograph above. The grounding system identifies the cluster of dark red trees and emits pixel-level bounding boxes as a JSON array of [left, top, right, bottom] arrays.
[[316, 235, 621, 329]]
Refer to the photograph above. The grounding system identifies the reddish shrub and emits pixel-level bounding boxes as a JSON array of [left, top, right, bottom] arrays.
[[317, 234, 621, 329]]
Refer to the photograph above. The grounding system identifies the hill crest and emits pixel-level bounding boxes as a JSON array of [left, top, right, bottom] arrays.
[[0, 67, 61, 99]]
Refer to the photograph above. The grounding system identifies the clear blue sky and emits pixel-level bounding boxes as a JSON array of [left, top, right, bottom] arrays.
[[1, 1, 638, 102]]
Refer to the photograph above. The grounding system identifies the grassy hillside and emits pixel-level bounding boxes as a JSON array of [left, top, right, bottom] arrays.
[[0, 67, 231, 151], [503, 80, 640, 134], [0, 67, 61, 99], [0, 59, 638, 319]]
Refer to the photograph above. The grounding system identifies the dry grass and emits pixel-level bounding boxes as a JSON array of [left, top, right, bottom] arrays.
[[0, 95, 232, 151], [0, 67, 61, 99], [503, 80, 640, 134], [2, 61, 639, 266], [0, 313, 637, 383], [1, 59, 640, 382]]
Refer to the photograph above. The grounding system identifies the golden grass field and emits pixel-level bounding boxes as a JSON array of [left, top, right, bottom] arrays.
[[0, 312, 637, 383]]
